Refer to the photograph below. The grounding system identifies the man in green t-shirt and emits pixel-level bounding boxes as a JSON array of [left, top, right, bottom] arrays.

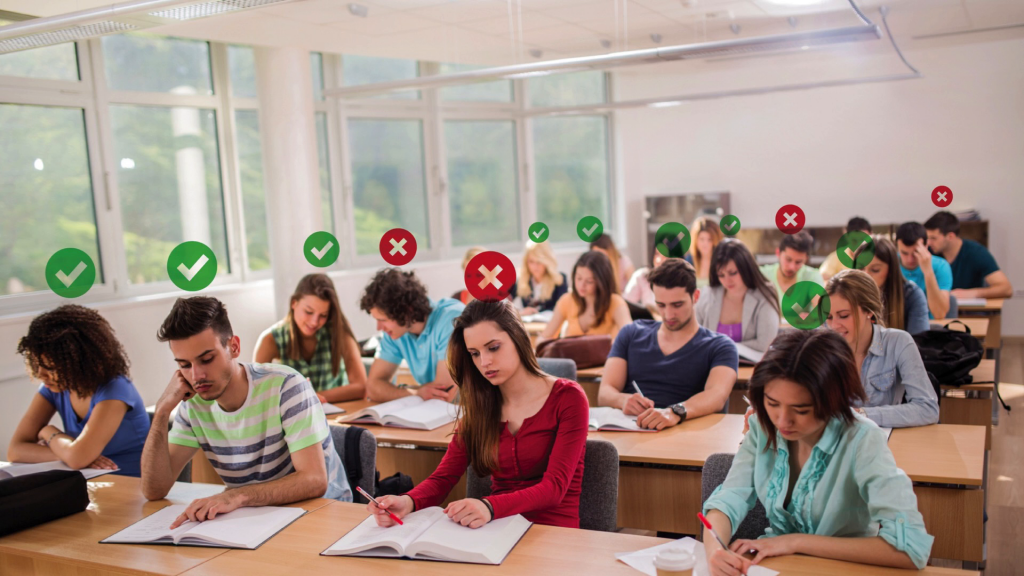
[[759, 231, 824, 300]]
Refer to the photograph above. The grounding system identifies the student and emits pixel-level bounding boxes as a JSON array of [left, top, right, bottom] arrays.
[[360, 268, 464, 402], [825, 270, 939, 428], [863, 237, 930, 335], [819, 216, 872, 282], [508, 241, 567, 315], [703, 329, 933, 576], [535, 251, 632, 347], [142, 296, 350, 524], [624, 237, 672, 318], [759, 231, 823, 300], [589, 233, 634, 293], [366, 299, 588, 529], [924, 211, 1013, 299], [695, 239, 781, 352], [685, 216, 724, 289], [9, 305, 149, 477], [254, 274, 367, 403], [453, 246, 487, 305], [896, 221, 952, 319], [597, 259, 738, 430]]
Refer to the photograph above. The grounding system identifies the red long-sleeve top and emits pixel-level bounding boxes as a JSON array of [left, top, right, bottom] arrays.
[[405, 379, 589, 528]]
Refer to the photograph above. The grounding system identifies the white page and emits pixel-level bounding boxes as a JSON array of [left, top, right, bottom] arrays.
[[102, 505, 194, 544], [322, 403, 345, 415], [349, 395, 424, 423], [734, 342, 764, 364], [385, 399, 457, 430], [408, 513, 531, 564], [956, 298, 988, 307], [0, 460, 117, 480], [588, 407, 654, 432], [178, 506, 305, 548], [616, 537, 779, 576], [325, 507, 444, 555], [521, 310, 554, 324]]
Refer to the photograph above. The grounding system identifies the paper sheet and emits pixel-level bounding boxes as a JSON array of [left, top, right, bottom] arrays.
[[0, 460, 117, 480], [615, 537, 779, 576]]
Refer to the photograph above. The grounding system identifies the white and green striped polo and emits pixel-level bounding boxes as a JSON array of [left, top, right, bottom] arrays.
[[169, 362, 351, 501]]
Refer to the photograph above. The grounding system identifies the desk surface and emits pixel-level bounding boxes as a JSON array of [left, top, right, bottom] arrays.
[[957, 298, 1005, 312], [888, 424, 985, 486], [931, 317, 989, 340]]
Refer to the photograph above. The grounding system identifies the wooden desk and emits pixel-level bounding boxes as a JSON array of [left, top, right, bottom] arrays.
[[941, 359, 995, 448], [576, 365, 755, 413], [957, 298, 1005, 425]]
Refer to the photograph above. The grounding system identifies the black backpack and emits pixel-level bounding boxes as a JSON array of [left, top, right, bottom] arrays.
[[0, 469, 90, 536], [913, 321, 985, 395]]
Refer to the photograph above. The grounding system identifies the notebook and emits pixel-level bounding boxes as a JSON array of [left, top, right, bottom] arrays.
[[734, 342, 764, 366], [338, 396, 457, 430], [322, 402, 346, 415], [616, 536, 779, 576], [323, 506, 531, 565], [0, 460, 117, 480], [588, 407, 656, 432], [955, 297, 988, 308], [101, 505, 305, 549]]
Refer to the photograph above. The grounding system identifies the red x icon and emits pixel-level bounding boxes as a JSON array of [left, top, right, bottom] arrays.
[[775, 204, 806, 234], [931, 186, 953, 208], [464, 251, 517, 302], [379, 228, 418, 266]]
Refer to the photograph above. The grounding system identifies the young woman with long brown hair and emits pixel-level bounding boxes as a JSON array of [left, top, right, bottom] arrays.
[[254, 273, 366, 403], [863, 236, 930, 335], [365, 299, 589, 528], [686, 216, 723, 289], [534, 250, 631, 347], [589, 233, 634, 293]]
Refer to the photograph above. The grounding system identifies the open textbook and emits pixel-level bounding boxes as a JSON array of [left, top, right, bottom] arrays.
[[101, 505, 305, 549], [588, 407, 656, 432], [323, 506, 531, 565], [734, 342, 764, 365], [616, 537, 779, 576], [0, 460, 117, 480], [339, 396, 457, 430]]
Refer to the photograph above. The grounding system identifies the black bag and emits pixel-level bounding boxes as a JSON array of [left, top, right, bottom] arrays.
[[375, 471, 414, 498], [342, 425, 367, 502], [913, 321, 985, 391], [0, 469, 90, 536]]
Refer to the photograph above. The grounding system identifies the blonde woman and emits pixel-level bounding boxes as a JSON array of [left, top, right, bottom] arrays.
[[509, 241, 567, 315], [685, 216, 723, 289]]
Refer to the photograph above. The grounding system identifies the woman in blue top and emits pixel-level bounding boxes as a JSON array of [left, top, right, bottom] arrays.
[[8, 305, 149, 477], [703, 329, 933, 576]]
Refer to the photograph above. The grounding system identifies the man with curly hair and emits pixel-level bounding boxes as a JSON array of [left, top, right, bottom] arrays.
[[10, 305, 150, 476], [360, 268, 464, 402]]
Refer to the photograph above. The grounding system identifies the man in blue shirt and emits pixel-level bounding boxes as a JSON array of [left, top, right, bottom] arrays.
[[896, 221, 951, 319], [597, 259, 738, 430], [925, 211, 1013, 300], [359, 268, 465, 402]]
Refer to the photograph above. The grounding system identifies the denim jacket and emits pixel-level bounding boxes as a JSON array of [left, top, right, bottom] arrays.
[[858, 324, 939, 428]]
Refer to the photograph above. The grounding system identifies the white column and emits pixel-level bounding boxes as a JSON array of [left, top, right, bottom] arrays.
[[171, 86, 211, 246], [253, 46, 323, 319]]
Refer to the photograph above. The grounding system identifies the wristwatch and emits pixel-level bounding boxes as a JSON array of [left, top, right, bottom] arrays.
[[669, 402, 688, 423]]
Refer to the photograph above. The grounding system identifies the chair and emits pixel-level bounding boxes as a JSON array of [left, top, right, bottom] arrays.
[[145, 406, 192, 483], [465, 438, 619, 532], [945, 292, 959, 319], [537, 357, 577, 381], [701, 452, 769, 541], [330, 425, 377, 503]]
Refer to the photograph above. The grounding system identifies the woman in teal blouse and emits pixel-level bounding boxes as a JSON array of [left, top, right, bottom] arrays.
[[703, 329, 933, 576]]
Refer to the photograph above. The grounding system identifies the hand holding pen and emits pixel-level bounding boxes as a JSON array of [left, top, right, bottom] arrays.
[[622, 380, 655, 416]]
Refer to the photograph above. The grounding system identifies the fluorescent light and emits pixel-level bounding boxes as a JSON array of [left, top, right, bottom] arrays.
[[505, 71, 553, 79], [648, 101, 683, 108]]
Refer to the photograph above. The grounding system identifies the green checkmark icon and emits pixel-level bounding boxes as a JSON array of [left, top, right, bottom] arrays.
[[720, 215, 742, 236], [304, 231, 340, 267], [836, 231, 875, 270], [45, 248, 97, 298], [655, 222, 691, 258], [781, 281, 831, 330], [528, 222, 550, 243], [577, 216, 604, 243], [168, 241, 218, 291]]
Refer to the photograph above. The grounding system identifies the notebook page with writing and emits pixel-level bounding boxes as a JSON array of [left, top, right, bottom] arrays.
[[407, 513, 532, 564], [176, 506, 305, 548], [323, 507, 444, 556], [101, 505, 196, 544]]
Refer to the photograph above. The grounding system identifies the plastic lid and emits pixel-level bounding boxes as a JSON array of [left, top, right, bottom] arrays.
[[653, 546, 696, 571]]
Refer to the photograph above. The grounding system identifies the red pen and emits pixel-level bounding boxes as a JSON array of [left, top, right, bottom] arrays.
[[697, 512, 731, 551], [357, 486, 404, 526]]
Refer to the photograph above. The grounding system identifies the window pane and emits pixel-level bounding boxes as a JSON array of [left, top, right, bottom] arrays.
[[439, 63, 512, 103], [348, 119, 429, 255], [311, 52, 325, 101], [110, 105, 229, 283], [529, 71, 606, 108], [234, 110, 271, 271], [445, 120, 519, 246], [533, 116, 610, 242], [102, 33, 213, 95], [0, 21, 79, 81], [0, 104, 100, 295], [315, 112, 334, 235], [342, 54, 418, 100], [228, 45, 257, 98]]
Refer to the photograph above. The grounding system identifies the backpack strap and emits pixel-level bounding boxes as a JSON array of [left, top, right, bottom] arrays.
[[343, 426, 365, 501]]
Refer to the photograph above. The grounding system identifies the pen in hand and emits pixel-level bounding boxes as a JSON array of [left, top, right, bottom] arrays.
[[358, 486, 404, 526]]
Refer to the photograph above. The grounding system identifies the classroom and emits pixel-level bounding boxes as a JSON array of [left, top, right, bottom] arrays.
[[1, 0, 1022, 574]]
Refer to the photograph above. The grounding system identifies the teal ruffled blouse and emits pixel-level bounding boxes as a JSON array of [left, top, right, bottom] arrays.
[[703, 413, 934, 569]]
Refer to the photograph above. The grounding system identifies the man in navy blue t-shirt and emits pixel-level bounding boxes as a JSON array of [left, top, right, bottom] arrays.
[[925, 211, 1013, 300], [597, 259, 738, 430]]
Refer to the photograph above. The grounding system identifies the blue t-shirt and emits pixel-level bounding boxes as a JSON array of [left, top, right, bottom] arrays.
[[900, 255, 952, 318], [376, 298, 466, 385], [38, 376, 150, 477], [948, 239, 1000, 290], [609, 321, 739, 408]]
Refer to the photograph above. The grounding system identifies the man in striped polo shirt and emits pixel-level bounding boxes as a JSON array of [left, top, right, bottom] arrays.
[[141, 296, 351, 527]]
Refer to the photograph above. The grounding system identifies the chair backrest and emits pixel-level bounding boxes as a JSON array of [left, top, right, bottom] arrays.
[[945, 292, 959, 319], [701, 452, 769, 541], [330, 425, 377, 503], [465, 438, 619, 532], [537, 357, 577, 381], [145, 406, 192, 483]]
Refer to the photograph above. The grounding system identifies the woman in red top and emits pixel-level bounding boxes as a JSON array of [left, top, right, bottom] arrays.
[[366, 298, 589, 529]]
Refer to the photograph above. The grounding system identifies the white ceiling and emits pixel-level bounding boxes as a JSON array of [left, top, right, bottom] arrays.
[[2, 0, 1023, 64]]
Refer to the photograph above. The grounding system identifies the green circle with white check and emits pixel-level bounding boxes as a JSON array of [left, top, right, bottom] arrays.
[[782, 281, 831, 330], [654, 222, 691, 258], [836, 231, 875, 270]]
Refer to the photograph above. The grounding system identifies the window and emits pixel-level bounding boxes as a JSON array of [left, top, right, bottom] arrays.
[[0, 21, 79, 81], [234, 110, 270, 271], [439, 63, 512, 103], [348, 119, 429, 255], [311, 52, 325, 101], [445, 120, 519, 246], [532, 116, 610, 243], [315, 112, 334, 234], [228, 45, 257, 99], [342, 54, 418, 100], [0, 104, 100, 295], [529, 71, 606, 108], [102, 34, 213, 95], [110, 105, 229, 283]]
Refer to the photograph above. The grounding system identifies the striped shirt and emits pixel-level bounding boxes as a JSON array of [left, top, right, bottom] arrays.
[[270, 321, 348, 393], [168, 362, 351, 501]]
